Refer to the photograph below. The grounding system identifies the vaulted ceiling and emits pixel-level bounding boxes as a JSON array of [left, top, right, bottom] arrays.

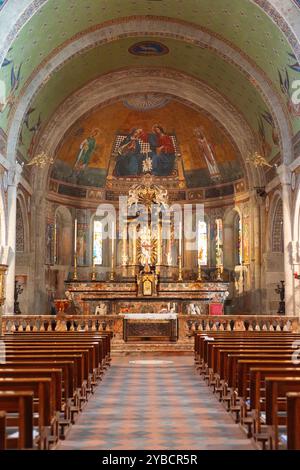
[[0, 0, 300, 167]]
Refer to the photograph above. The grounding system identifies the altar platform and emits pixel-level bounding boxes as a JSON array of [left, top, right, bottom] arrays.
[[123, 313, 178, 342], [65, 280, 230, 316]]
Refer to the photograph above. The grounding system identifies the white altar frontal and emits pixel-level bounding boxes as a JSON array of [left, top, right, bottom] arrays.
[[123, 313, 178, 342]]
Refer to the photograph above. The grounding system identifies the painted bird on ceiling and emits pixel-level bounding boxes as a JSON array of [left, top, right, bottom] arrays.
[[0, 61, 22, 113], [261, 110, 279, 146], [278, 68, 290, 96], [1, 48, 13, 68], [288, 52, 300, 73]]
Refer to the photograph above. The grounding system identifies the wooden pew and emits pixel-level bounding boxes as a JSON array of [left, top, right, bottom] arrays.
[[4, 345, 94, 396], [195, 332, 298, 369], [248, 367, 300, 445], [5, 332, 112, 368], [0, 369, 62, 444], [0, 391, 34, 449], [0, 410, 6, 450], [265, 377, 300, 449], [0, 331, 113, 448], [286, 392, 300, 450], [0, 377, 52, 449]]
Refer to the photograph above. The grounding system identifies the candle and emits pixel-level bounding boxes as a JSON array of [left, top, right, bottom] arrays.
[[111, 221, 115, 258], [179, 220, 182, 257], [74, 218, 77, 254]]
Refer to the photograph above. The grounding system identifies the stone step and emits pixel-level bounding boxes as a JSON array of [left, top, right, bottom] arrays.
[[112, 341, 193, 355]]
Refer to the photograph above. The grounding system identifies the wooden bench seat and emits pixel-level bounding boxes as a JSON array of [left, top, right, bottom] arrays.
[[0, 410, 6, 450], [0, 331, 113, 449], [0, 377, 52, 449], [286, 392, 300, 450], [265, 377, 300, 449], [194, 331, 300, 450], [0, 369, 62, 444], [248, 368, 300, 439], [0, 391, 34, 449]]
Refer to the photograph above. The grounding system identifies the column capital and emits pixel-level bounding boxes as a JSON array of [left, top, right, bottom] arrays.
[[7, 162, 23, 187], [276, 164, 292, 186]]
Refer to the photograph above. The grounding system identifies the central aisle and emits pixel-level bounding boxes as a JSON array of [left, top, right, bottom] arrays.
[[58, 355, 256, 450]]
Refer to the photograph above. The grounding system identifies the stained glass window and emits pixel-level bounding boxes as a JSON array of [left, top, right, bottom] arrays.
[[93, 220, 103, 265], [215, 219, 223, 266], [197, 221, 208, 265], [16, 200, 24, 252], [235, 215, 242, 265]]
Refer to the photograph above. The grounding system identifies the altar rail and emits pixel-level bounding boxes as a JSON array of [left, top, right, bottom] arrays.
[[1, 315, 299, 339]]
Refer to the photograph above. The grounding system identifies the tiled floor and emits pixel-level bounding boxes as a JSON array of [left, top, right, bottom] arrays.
[[58, 355, 256, 450]]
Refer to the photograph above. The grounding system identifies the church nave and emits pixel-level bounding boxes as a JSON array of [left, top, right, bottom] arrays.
[[57, 355, 255, 451]]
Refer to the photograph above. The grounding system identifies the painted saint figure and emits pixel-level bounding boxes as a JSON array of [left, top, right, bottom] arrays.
[[114, 128, 145, 176], [74, 128, 99, 171], [148, 124, 175, 176], [194, 128, 222, 182]]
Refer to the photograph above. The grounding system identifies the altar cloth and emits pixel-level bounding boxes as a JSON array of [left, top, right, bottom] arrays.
[[124, 313, 177, 320]]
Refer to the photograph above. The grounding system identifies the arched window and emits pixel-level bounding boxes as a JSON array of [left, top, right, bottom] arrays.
[[16, 199, 24, 252], [215, 218, 223, 266], [55, 206, 72, 265], [272, 199, 283, 252], [234, 213, 242, 265], [197, 220, 208, 265], [93, 219, 103, 265]]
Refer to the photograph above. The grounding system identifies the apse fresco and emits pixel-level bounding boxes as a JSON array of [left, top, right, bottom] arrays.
[[112, 126, 178, 177], [53, 99, 243, 188]]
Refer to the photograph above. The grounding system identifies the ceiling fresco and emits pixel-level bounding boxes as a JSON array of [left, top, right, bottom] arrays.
[[0, 0, 296, 100], [17, 36, 279, 162], [51, 99, 243, 189], [0, 0, 299, 151]]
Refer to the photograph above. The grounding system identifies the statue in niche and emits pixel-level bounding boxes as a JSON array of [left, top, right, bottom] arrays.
[[187, 303, 201, 315], [95, 302, 107, 315]]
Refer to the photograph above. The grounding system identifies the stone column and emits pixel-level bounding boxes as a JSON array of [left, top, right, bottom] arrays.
[[5, 163, 23, 314], [32, 189, 48, 313], [277, 164, 294, 315], [251, 191, 262, 313]]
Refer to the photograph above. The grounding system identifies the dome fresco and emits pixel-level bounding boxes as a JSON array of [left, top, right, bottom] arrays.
[[16, 36, 280, 163]]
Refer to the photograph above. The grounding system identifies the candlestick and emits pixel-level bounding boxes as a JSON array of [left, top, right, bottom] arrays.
[[122, 223, 127, 266], [179, 220, 182, 257], [54, 221, 57, 264], [74, 218, 77, 254], [110, 221, 115, 280], [110, 254, 115, 281], [197, 259, 202, 281], [73, 253, 78, 281], [91, 256, 96, 281], [111, 221, 115, 258], [178, 255, 183, 281]]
